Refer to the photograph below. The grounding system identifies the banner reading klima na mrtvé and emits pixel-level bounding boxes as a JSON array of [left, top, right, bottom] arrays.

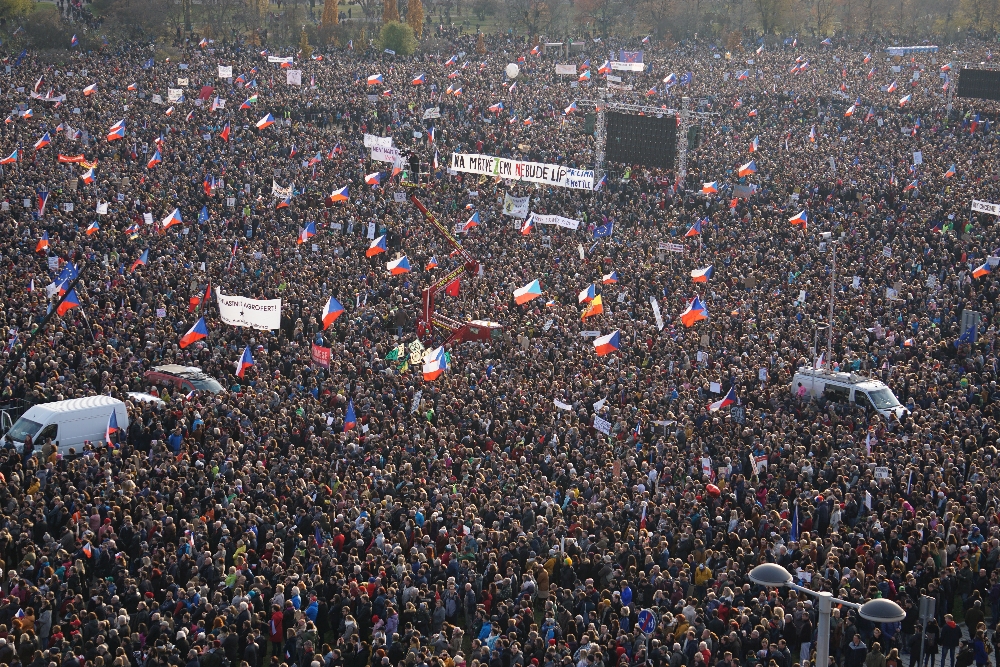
[[450, 153, 594, 190]]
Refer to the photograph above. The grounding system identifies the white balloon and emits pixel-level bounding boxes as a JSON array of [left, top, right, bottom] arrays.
[[505, 63, 519, 79]]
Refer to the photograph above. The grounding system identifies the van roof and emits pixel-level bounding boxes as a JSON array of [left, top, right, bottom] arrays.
[[151, 364, 213, 380], [794, 367, 888, 389], [27, 395, 124, 416]]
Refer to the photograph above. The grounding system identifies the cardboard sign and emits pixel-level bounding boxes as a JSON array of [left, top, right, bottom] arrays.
[[593, 415, 612, 435]]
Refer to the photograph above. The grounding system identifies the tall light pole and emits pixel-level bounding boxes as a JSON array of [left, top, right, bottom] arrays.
[[749, 564, 905, 667]]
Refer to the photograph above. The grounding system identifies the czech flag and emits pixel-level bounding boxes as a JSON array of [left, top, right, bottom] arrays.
[[845, 103, 856, 117], [85, 221, 100, 235], [664, 72, 677, 85], [820, 37, 832, 45], [387, 255, 411, 274], [107, 119, 126, 141], [602, 271, 619, 284], [737, 69, 749, 80], [904, 179, 918, 191], [0, 149, 18, 164], [366, 235, 387, 257], [308, 152, 322, 166], [367, 74, 383, 85], [422, 347, 447, 381], [326, 186, 349, 204], [83, 83, 97, 96], [691, 266, 713, 282], [412, 73, 426, 85], [579, 71, 591, 83], [322, 296, 345, 328], [236, 345, 254, 378], [598, 60, 611, 74], [520, 216, 534, 235], [680, 296, 709, 327], [899, 94, 911, 107], [256, 113, 275, 129], [564, 101, 578, 114], [578, 284, 596, 303], [748, 109, 758, 117], [276, 197, 290, 209], [38, 190, 49, 216], [105, 409, 119, 446], [20, 108, 32, 119], [941, 63, 952, 72], [298, 221, 316, 244], [702, 181, 718, 194], [708, 385, 738, 412], [80, 168, 95, 184], [179, 317, 208, 348], [514, 279, 542, 305], [365, 171, 382, 185], [57, 289, 81, 316], [864, 52, 872, 63], [749, 136, 759, 152], [463, 211, 480, 231], [448, 69, 460, 79], [36, 231, 49, 253], [593, 330, 620, 356], [738, 160, 757, 177], [129, 249, 149, 272], [162, 208, 183, 231], [488, 101, 504, 112], [220, 123, 230, 141], [581, 295, 603, 319], [789, 210, 808, 228], [425, 256, 438, 270], [867, 67, 877, 79], [973, 261, 996, 278], [452, 87, 463, 96], [71, 34, 78, 46], [126, 223, 140, 237], [240, 95, 258, 109], [685, 219, 702, 237], [887, 80, 898, 93], [147, 149, 162, 169], [344, 400, 357, 430], [33, 132, 51, 151], [944, 164, 956, 178]]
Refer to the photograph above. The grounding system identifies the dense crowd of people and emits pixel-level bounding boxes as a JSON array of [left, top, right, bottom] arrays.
[[0, 26, 999, 667]]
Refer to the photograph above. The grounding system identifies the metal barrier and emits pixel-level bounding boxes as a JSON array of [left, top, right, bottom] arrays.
[[0, 399, 32, 436]]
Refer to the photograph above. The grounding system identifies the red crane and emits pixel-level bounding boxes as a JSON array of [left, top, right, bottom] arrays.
[[410, 195, 502, 345]]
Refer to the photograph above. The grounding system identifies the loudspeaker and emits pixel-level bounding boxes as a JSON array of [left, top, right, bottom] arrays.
[[956, 68, 1000, 101]]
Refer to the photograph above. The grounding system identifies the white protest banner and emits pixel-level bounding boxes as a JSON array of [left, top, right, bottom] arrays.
[[167, 88, 184, 102], [272, 180, 293, 198], [554, 399, 573, 411], [410, 390, 423, 414], [658, 241, 686, 253], [593, 415, 612, 435], [394, 192, 407, 203], [218, 65, 233, 79], [364, 134, 393, 148], [96, 202, 109, 215], [451, 153, 594, 190], [151, 94, 163, 105], [580, 330, 601, 337], [650, 296, 664, 330], [502, 193, 530, 218], [422, 107, 441, 120], [177, 77, 189, 86], [370, 144, 401, 163], [610, 61, 644, 72], [267, 56, 294, 64], [555, 64, 577, 75], [286, 69, 302, 85], [216, 289, 281, 330], [913, 151, 923, 165], [874, 466, 890, 480], [531, 212, 581, 230], [972, 199, 1000, 216]]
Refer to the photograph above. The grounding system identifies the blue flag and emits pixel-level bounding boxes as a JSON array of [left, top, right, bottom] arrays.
[[143, 57, 154, 69], [593, 220, 614, 239], [790, 503, 799, 542], [955, 324, 977, 348], [15, 49, 27, 67], [198, 205, 209, 223]]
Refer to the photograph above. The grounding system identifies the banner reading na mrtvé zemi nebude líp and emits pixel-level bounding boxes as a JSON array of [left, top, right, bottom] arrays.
[[449, 153, 594, 190]]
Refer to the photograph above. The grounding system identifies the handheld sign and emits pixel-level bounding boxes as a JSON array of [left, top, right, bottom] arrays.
[[637, 609, 656, 635]]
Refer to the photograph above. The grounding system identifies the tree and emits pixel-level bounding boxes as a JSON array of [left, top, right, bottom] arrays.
[[299, 29, 313, 58], [406, 0, 424, 37], [754, 0, 787, 32], [576, 0, 620, 36], [322, 0, 339, 26], [379, 20, 417, 53], [960, 0, 997, 29], [0, 0, 34, 22], [384, 0, 400, 22]]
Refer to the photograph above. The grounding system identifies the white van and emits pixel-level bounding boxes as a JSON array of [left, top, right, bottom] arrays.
[[790, 367, 909, 420], [2, 395, 130, 456]]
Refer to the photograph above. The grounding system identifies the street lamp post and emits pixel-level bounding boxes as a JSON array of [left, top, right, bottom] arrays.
[[749, 564, 905, 667]]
